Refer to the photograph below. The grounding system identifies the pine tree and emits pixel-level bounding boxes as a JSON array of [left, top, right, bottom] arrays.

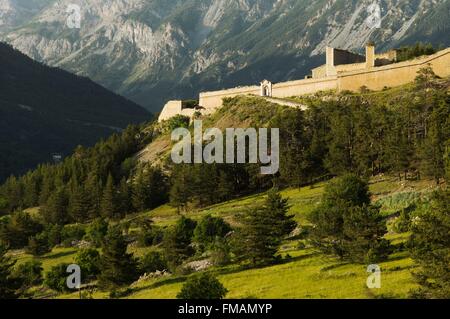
[[132, 166, 168, 212], [22, 173, 39, 208], [233, 206, 280, 266], [408, 189, 450, 298], [40, 188, 68, 225], [98, 226, 138, 289], [0, 244, 20, 299], [264, 189, 296, 238], [26, 233, 51, 256], [117, 177, 131, 216], [163, 216, 197, 270], [216, 171, 234, 202], [420, 101, 448, 184], [308, 174, 390, 262], [68, 181, 89, 222], [131, 169, 147, 212], [100, 174, 117, 218], [0, 211, 43, 249], [324, 105, 356, 175], [169, 165, 191, 212], [233, 190, 296, 267], [84, 173, 102, 220], [39, 176, 54, 206], [342, 205, 391, 263]]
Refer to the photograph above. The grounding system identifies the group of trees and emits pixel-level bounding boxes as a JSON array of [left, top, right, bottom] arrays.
[[408, 189, 450, 298], [167, 67, 449, 213], [0, 124, 156, 220], [1, 67, 447, 220]]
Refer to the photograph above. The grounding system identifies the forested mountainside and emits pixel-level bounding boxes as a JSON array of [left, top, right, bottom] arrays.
[[0, 42, 150, 182], [0, 69, 448, 299], [1, 0, 449, 112], [1, 68, 448, 218]]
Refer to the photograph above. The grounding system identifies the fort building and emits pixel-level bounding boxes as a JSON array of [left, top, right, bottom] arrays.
[[158, 44, 450, 122]]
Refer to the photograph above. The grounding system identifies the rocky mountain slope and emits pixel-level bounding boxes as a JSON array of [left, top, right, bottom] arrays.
[[1, 0, 449, 112], [0, 42, 150, 181]]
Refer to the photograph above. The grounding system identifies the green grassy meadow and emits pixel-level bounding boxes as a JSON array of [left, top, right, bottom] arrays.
[[11, 176, 434, 299]]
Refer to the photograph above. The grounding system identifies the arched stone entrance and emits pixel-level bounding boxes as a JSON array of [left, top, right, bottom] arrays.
[[260, 80, 273, 97]]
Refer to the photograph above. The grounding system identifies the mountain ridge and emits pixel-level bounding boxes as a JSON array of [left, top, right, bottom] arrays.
[[0, 42, 150, 181]]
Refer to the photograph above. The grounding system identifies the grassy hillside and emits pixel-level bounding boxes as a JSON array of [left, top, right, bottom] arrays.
[[1, 75, 447, 299], [11, 175, 436, 299]]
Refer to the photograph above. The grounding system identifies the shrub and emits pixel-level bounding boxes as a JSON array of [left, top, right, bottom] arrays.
[[75, 248, 101, 281], [44, 224, 62, 247], [137, 226, 164, 247], [163, 217, 197, 271], [84, 218, 108, 247], [392, 207, 414, 233], [210, 239, 231, 266], [26, 232, 51, 256], [193, 215, 231, 251], [61, 224, 86, 247], [44, 263, 71, 292], [139, 251, 167, 274], [176, 272, 228, 299], [167, 115, 190, 131], [13, 260, 43, 288]]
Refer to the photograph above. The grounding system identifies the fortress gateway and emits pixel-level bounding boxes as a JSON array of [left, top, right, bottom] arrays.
[[158, 44, 450, 122]]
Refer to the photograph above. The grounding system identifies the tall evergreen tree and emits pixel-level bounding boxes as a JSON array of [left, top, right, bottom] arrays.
[[408, 189, 450, 298], [131, 169, 147, 212], [84, 173, 102, 220], [0, 244, 20, 299], [308, 174, 389, 262], [234, 190, 296, 266], [40, 188, 68, 225], [420, 101, 448, 184], [264, 189, 296, 238], [117, 177, 132, 216], [98, 226, 138, 289], [100, 174, 117, 218], [163, 216, 197, 270]]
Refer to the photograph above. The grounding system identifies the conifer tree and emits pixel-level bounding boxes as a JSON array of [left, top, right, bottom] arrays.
[[98, 226, 138, 289], [420, 102, 448, 184], [234, 190, 296, 266], [84, 173, 102, 220], [39, 176, 54, 206], [408, 189, 450, 298], [308, 174, 390, 262], [100, 174, 117, 218], [68, 181, 89, 222], [0, 244, 20, 299], [169, 165, 191, 212], [117, 177, 131, 216], [131, 169, 147, 212], [264, 189, 296, 238], [163, 216, 197, 270], [216, 170, 234, 202]]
